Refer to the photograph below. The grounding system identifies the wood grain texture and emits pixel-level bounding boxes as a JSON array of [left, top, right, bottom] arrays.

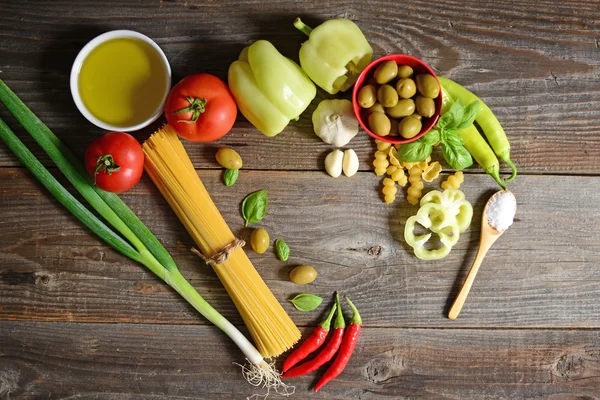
[[1, 167, 599, 328], [0, 0, 599, 174], [1, 321, 599, 399]]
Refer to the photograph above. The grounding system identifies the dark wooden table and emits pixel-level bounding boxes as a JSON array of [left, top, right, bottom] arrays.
[[1, 1, 600, 398]]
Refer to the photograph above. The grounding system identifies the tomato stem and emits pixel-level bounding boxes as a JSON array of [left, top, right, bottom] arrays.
[[94, 154, 120, 184], [170, 96, 207, 124]]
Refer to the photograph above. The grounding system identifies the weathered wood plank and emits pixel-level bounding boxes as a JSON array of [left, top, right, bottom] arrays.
[[0, 321, 599, 399], [1, 167, 599, 328], [0, 0, 599, 173]]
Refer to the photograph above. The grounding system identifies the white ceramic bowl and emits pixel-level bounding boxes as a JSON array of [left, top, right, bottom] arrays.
[[70, 30, 171, 132]]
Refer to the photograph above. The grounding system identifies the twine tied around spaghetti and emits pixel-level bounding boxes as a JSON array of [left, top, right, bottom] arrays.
[[191, 237, 246, 265]]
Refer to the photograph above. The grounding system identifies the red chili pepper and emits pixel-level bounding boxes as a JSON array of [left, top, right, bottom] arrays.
[[314, 296, 362, 392], [282, 301, 337, 372], [282, 292, 346, 379]]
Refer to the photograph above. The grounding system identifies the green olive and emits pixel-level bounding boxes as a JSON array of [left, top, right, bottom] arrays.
[[377, 85, 398, 108], [216, 148, 242, 170], [397, 65, 414, 79], [395, 78, 417, 99], [368, 111, 391, 136], [357, 85, 377, 108], [409, 112, 422, 121], [415, 95, 436, 118], [250, 228, 270, 254], [386, 98, 415, 118], [398, 116, 422, 139], [290, 265, 318, 284], [374, 61, 398, 84], [366, 103, 385, 114], [416, 74, 440, 98]]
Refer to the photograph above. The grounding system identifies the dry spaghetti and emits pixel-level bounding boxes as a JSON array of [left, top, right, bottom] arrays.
[[143, 125, 300, 358]]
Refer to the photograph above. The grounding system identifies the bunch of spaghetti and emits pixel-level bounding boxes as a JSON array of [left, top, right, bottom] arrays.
[[143, 126, 300, 358]]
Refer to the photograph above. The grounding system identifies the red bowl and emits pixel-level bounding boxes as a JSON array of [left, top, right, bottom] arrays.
[[352, 54, 442, 144]]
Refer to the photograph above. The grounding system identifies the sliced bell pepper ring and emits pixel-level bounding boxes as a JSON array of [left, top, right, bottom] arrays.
[[294, 18, 373, 95], [228, 40, 316, 137], [404, 203, 460, 261], [420, 189, 473, 233]]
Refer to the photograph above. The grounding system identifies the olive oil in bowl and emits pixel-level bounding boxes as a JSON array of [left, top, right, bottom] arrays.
[[73, 33, 170, 130]]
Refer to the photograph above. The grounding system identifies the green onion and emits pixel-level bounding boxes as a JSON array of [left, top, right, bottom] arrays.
[[0, 79, 290, 392]]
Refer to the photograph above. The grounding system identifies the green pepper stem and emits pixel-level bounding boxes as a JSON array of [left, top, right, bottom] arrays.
[[487, 166, 507, 190], [345, 296, 362, 325], [502, 156, 518, 182], [319, 303, 337, 330], [294, 18, 313, 36], [333, 291, 346, 329]]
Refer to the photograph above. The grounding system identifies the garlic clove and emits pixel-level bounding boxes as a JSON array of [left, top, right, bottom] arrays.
[[324, 149, 344, 178], [312, 99, 359, 147], [342, 149, 359, 177]]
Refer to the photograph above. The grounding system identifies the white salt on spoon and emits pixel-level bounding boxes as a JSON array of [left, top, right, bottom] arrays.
[[449, 190, 517, 319]]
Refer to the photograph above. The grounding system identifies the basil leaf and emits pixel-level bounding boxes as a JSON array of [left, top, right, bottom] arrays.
[[438, 99, 464, 131], [442, 143, 473, 170], [443, 129, 464, 147], [288, 293, 323, 312], [455, 101, 479, 130], [396, 140, 432, 162], [241, 190, 267, 227], [223, 169, 239, 186], [422, 129, 441, 146], [275, 238, 290, 261]]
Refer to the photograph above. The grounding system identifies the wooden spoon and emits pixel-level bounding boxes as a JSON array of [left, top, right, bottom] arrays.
[[448, 190, 516, 320]]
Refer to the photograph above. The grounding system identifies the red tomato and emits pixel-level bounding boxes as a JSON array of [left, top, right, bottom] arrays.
[[164, 73, 237, 142], [84, 132, 144, 193]]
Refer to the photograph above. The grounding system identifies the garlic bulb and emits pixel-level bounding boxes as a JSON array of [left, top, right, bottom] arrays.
[[312, 99, 359, 147]]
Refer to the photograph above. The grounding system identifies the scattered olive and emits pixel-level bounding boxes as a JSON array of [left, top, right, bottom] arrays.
[[290, 265, 318, 284], [377, 84, 398, 108], [357, 85, 377, 108], [386, 98, 416, 119], [398, 116, 422, 139], [250, 228, 270, 254], [415, 74, 440, 98], [368, 111, 391, 136], [415, 95, 436, 118], [374, 60, 398, 84], [397, 65, 414, 79], [396, 78, 417, 99], [366, 103, 385, 114], [215, 148, 242, 170]]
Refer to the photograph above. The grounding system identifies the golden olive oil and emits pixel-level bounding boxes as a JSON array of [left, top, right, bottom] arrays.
[[78, 37, 167, 127]]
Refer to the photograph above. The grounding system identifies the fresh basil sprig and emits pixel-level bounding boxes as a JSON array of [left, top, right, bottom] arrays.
[[223, 169, 239, 186], [397, 99, 479, 170], [241, 189, 267, 227], [275, 238, 290, 261], [288, 293, 323, 312]]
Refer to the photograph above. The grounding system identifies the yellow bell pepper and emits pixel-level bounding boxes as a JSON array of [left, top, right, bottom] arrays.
[[228, 40, 316, 137]]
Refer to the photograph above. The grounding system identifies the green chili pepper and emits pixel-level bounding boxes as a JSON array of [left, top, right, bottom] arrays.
[[440, 87, 507, 190], [439, 77, 517, 182], [228, 40, 316, 136], [294, 18, 373, 95]]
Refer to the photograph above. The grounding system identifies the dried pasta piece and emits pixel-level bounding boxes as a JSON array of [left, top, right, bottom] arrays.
[[422, 161, 442, 182], [402, 161, 416, 169], [376, 140, 392, 153], [386, 165, 398, 176], [388, 148, 401, 167], [441, 171, 465, 190], [382, 178, 397, 204]]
